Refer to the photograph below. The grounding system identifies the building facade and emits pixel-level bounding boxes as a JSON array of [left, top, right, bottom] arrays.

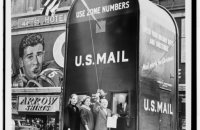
[[11, 0, 72, 129]]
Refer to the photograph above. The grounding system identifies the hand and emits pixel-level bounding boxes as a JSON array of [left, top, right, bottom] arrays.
[[85, 125, 90, 130], [96, 92, 100, 97], [18, 74, 28, 83], [92, 93, 100, 102], [95, 93, 100, 101], [112, 114, 119, 119]]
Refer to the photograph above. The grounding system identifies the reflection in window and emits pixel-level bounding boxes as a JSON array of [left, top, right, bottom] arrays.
[[112, 93, 129, 117]]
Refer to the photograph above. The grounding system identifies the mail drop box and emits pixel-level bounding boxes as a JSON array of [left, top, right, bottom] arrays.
[[63, 0, 178, 129]]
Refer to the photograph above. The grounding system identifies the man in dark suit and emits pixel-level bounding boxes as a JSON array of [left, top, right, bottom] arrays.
[[64, 94, 81, 130], [116, 95, 131, 128]]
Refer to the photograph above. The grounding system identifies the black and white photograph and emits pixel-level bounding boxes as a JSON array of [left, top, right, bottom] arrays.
[[3, 0, 194, 130]]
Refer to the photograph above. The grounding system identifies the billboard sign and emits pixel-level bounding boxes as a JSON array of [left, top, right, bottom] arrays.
[[18, 95, 60, 112]]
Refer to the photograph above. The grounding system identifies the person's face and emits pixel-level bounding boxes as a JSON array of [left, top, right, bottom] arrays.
[[101, 99, 108, 109], [84, 98, 91, 107], [71, 95, 78, 105], [21, 44, 44, 80], [118, 95, 125, 104]]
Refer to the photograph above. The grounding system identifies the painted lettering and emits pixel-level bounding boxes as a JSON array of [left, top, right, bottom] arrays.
[[75, 50, 129, 67], [75, 56, 82, 66], [97, 53, 107, 64], [41, 98, 48, 105], [151, 100, 155, 112], [87, 7, 101, 16], [102, 1, 129, 13], [76, 10, 85, 18], [157, 101, 163, 113], [144, 98, 149, 111], [143, 98, 173, 115], [85, 54, 93, 66], [107, 52, 116, 63], [122, 50, 129, 62], [117, 51, 120, 63], [48, 97, 58, 105]]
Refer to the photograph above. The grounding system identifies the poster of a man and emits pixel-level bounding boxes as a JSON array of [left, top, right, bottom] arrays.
[[12, 33, 63, 88]]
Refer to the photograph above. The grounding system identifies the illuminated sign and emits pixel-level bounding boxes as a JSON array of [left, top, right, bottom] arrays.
[[12, 13, 67, 29], [18, 95, 60, 112]]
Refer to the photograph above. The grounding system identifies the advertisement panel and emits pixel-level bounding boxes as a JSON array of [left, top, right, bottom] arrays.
[[11, 30, 65, 130], [12, 13, 67, 29], [12, 31, 65, 88]]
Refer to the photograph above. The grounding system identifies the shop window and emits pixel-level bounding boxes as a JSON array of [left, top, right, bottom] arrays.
[[110, 91, 134, 128], [111, 92, 129, 117]]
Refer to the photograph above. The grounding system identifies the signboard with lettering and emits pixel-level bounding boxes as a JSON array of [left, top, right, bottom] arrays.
[[18, 95, 60, 112], [12, 13, 67, 29], [12, 31, 65, 75], [139, 10, 176, 92]]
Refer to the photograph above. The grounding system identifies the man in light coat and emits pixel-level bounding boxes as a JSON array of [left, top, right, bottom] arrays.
[[93, 98, 117, 130]]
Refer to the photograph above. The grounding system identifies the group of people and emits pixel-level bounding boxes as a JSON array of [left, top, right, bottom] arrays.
[[11, 33, 129, 130], [64, 89, 118, 130]]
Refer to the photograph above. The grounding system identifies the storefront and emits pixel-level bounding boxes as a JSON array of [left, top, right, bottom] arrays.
[[11, 6, 69, 130], [12, 88, 62, 129]]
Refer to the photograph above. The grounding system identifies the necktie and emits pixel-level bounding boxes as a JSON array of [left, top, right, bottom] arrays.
[[72, 105, 76, 112]]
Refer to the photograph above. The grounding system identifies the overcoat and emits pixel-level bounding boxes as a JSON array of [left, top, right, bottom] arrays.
[[64, 104, 81, 130], [80, 106, 94, 130], [93, 104, 112, 130]]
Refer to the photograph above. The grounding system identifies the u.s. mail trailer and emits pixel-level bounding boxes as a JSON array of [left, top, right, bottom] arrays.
[[62, 0, 178, 129]]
